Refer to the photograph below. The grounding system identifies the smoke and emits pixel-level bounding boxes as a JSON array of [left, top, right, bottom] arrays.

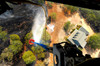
[[0, 10, 14, 19], [32, 6, 46, 43]]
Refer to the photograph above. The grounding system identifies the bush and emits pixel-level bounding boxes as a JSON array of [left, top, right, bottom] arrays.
[[9, 34, 23, 54], [50, 12, 56, 21], [64, 5, 78, 14], [8, 45, 18, 54], [87, 33, 100, 49], [38, 0, 44, 4], [22, 51, 36, 64], [0, 31, 7, 41], [1, 51, 13, 62], [47, 2, 53, 8], [41, 28, 51, 41], [79, 8, 100, 32], [10, 34, 20, 40], [24, 32, 33, 45], [64, 21, 71, 32], [9, 40, 23, 54], [0, 26, 7, 41], [31, 46, 45, 60], [64, 21, 74, 33], [0, 34, 22, 62], [76, 25, 82, 30], [7, 52, 13, 62], [41, 28, 51, 46]]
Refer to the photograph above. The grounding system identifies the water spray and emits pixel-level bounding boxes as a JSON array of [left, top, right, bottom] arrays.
[[32, 7, 46, 43]]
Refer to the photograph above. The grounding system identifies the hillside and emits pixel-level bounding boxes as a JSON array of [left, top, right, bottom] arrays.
[[45, 1, 99, 66]]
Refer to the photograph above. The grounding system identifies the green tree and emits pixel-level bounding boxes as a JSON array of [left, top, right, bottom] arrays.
[[1, 53, 7, 61], [1, 51, 13, 62], [41, 28, 51, 46], [8, 45, 18, 54], [0, 33, 22, 62], [64, 5, 78, 14], [31, 46, 45, 59], [0, 26, 7, 41], [22, 51, 36, 64], [50, 12, 56, 21], [87, 33, 100, 49], [64, 21, 74, 33], [10, 34, 20, 41], [9, 34, 23, 54], [24, 32, 33, 45], [79, 8, 100, 32], [76, 25, 82, 30], [47, 1, 53, 8], [7, 52, 13, 62], [0, 31, 7, 41], [38, 0, 44, 4], [8, 40, 23, 54]]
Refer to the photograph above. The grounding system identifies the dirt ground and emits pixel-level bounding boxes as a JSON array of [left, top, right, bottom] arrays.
[[45, 2, 95, 66], [46, 2, 68, 66]]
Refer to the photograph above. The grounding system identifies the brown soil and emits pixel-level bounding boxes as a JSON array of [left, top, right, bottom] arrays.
[[45, 1, 94, 66], [47, 3, 68, 47], [46, 2, 68, 66]]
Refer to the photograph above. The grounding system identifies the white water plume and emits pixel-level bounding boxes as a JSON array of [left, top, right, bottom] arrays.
[[32, 6, 46, 43]]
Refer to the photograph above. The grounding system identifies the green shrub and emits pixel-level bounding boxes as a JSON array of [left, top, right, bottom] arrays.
[[1, 51, 13, 62], [31, 46, 45, 60], [10, 34, 20, 40], [38, 0, 44, 4], [64, 21, 74, 33], [64, 5, 78, 14], [9, 34, 23, 54], [0, 31, 7, 41], [22, 51, 36, 64], [41, 28, 51, 46], [79, 8, 100, 32], [41, 28, 51, 41], [8, 40, 23, 54], [50, 12, 56, 21], [24, 32, 32, 45], [47, 2, 53, 8], [64, 21, 71, 32], [76, 25, 82, 30], [7, 52, 13, 62], [87, 33, 100, 49]]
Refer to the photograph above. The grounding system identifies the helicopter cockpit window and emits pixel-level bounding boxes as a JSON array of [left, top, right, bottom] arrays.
[[0, 0, 100, 66]]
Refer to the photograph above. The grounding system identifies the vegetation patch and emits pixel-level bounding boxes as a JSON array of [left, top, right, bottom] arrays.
[[41, 28, 51, 46], [47, 1, 53, 9], [50, 12, 56, 21], [24, 32, 33, 45], [80, 8, 100, 32], [0, 34, 23, 62], [22, 50, 36, 64], [0, 26, 7, 41], [63, 5, 79, 16], [63, 21, 74, 34], [87, 33, 100, 49]]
